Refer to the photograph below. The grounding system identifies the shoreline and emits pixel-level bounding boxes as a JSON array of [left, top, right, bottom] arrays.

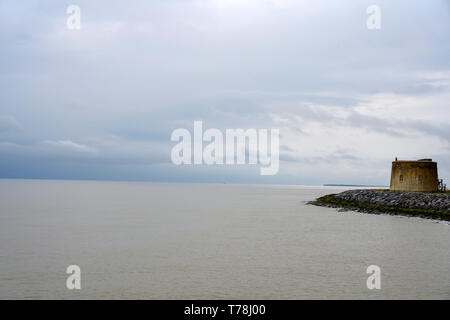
[[309, 189, 450, 221]]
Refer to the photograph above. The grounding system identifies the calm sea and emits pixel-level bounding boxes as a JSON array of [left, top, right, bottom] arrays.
[[0, 179, 448, 299]]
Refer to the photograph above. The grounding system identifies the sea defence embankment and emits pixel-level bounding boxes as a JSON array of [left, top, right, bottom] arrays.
[[309, 189, 450, 221]]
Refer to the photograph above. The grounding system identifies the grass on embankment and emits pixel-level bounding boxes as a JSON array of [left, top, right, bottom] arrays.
[[316, 195, 450, 221]]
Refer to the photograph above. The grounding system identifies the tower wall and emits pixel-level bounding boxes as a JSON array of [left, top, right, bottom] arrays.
[[390, 161, 438, 192]]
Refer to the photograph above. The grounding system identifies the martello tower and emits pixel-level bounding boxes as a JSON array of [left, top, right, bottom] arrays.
[[390, 158, 438, 192]]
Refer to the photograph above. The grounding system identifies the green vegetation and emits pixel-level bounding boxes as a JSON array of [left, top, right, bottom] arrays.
[[432, 190, 450, 194], [316, 195, 450, 221]]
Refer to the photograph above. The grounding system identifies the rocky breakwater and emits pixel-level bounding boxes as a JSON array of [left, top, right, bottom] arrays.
[[309, 189, 450, 221]]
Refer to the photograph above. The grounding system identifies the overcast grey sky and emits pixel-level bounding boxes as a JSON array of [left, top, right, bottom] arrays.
[[0, 0, 449, 185]]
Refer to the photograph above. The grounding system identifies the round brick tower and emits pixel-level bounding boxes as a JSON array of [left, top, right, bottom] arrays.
[[390, 159, 438, 192]]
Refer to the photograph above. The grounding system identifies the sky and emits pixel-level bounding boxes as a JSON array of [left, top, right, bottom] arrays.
[[0, 0, 449, 185]]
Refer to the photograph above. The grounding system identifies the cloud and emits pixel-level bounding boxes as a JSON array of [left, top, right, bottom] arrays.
[[43, 140, 96, 153], [0, 116, 20, 133], [0, 135, 170, 166]]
